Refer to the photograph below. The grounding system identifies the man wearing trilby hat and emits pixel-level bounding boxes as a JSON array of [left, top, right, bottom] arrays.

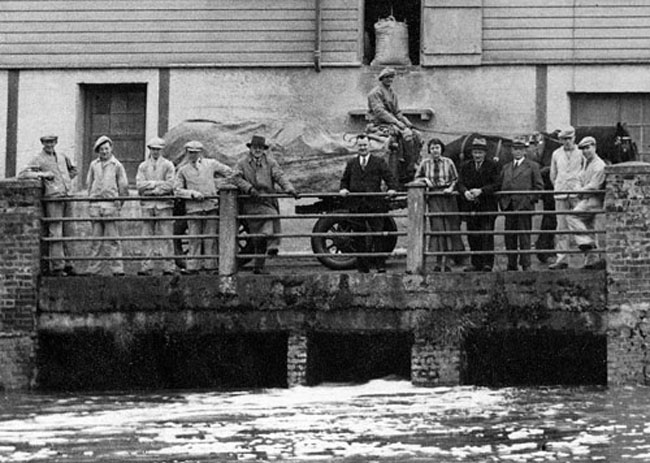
[[233, 135, 299, 274], [19, 134, 78, 276], [135, 136, 176, 275]]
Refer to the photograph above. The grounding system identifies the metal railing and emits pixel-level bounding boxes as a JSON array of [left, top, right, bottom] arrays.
[[39, 184, 606, 276]]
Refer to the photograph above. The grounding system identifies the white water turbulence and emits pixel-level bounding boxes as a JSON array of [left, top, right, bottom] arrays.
[[1, 381, 649, 462]]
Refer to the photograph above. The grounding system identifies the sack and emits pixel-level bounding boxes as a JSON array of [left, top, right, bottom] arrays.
[[371, 16, 411, 66]]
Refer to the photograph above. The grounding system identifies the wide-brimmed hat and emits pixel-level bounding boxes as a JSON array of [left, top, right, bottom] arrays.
[[378, 67, 397, 81], [578, 136, 596, 149], [184, 140, 204, 152], [40, 134, 58, 143], [93, 135, 113, 152], [471, 137, 488, 151], [246, 135, 269, 149], [147, 137, 165, 149], [558, 126, 576, 139]]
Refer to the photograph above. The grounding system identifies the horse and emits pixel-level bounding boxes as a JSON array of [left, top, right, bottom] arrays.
[[445, 133, 516, 171]]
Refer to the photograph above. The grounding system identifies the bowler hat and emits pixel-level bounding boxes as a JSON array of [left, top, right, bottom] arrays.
[[246, 135, 269, 149], [93, 135, 113, 152], [512, 138, 528, 148], [578, 136, 596, 149], [40, 134, 58, 143], [471, 137, 488, 151], [558, 126, 576, 139], [378, 67, 397, 81], [147, 137, 165, 149], [184, 140, 204, 152]]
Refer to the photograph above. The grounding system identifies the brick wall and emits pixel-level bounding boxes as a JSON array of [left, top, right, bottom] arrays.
[[411, 338, 461, 387], [0, 178, 41, 389], [605, 162, 650, 385], [287, 332, 308, 387]]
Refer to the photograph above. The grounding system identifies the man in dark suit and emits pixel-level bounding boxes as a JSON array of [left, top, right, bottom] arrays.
[[499, 139, 544, 271], [458, 137, 500, 272], [339, 134, 398, 273]]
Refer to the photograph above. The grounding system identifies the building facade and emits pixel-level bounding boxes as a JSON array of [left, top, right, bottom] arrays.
[[2, 0, 650, 184]]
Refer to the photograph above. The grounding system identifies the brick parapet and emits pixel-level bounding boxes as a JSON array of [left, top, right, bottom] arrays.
[[0, 178, 41, 389], [605, 162, 650, 385]]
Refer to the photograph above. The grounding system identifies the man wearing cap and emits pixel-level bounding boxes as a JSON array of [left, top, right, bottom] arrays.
[[548, 126, 584, 270], [135, 137, 176, 275], [566, 136, 606, 269], [458, 137, 500, 272], [367, 67, 422, 182], [233, 135, 298, 274], [175, 140, 233, 274], [339, 133, 398, 273], [86, 135, 129, 276], [499, 139, 543, 271], [19, 134, 78, 276]]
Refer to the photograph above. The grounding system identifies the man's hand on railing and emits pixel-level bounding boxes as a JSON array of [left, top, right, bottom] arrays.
[[339, 188, 350, 196], [191, 191, 205, 200], [288, 189, 300, 200], [387, 189, 397, 197], [248, 188, 260, 198]]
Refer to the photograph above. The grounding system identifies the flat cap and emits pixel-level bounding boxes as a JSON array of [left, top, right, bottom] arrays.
[[93, 135, 113, 152], [147, 137, 166, 149], [378, 67, 397, 81], [40, 134, 58, 142], [512, 137, 528, 148], [578, 136, 596, 149], [558, 126, 576, 139], [471, 137, 488, 151], [184, 140, 204, 152]]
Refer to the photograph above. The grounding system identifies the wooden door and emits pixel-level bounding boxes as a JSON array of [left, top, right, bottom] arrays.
[[83, 84, 147, 185]]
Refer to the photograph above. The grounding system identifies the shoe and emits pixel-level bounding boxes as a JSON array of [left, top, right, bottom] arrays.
[[433, 266, 442, 272], [113, 271, 125, 276], [49, 269, 67, 277], [162, 269, 176, 276], [376, 267, 386, 273], [63, 266, 77, 276], [253, 267, 269, 275], [584, 260, 605, 270], [548, 261, 568, 270], [578, 243, 596, 252], [137, 270, 152, 276], [181, 268, 198, 275], [267, 247, 279, 257], [443, 266, 452, 272], [464, 266, 479, 272], [482, 266, 493, 272]]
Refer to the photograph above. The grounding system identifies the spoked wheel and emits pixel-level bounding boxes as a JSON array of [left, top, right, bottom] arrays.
[[310, 214, 398, 270]]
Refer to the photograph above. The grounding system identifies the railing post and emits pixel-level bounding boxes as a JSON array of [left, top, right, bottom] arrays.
[[406, 182, 426, 274], [219, 185, 238, 276]]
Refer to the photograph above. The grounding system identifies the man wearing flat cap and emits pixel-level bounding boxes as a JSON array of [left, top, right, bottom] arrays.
[[175, 140, 233, 274], [232, 135, 298, 274], [565, 136, 606, 269], [458, 137, 500, 272], [499, 138, 543, 271], [19, 134, 78, 276], [86, 135, 129, 275], [367, 67, 422, 183], [135, 136, 176, 275], [549, 125, 584, 269]]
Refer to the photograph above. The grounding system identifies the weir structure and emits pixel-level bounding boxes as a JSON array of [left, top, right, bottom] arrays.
[[0, 163, 649, 390]]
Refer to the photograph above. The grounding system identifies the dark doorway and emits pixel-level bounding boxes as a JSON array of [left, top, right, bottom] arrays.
[[37, 329, 288, 391], [463, 330, 607, 386], [364, 0, 421, 65], [308, 332, 412, 385], [82, 84, 147, 185]]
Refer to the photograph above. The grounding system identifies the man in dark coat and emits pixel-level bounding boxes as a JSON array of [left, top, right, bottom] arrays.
[[458, 137, 500, 272], [499, 139, 544, 271], [339, 134, 398, 273]]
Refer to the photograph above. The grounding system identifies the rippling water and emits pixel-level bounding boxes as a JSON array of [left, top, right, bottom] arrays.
[[1, 381, 649, 462]]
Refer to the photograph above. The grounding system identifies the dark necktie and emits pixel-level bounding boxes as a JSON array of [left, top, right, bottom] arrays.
[[433, 159, 440, 185], [475, 162, 482, 171]]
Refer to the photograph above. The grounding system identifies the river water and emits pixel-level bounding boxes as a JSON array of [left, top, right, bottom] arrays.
[[0, 381, 648, 462]]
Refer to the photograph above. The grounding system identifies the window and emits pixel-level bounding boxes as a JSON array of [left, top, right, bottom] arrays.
[[363, 0, 421, 66], [571, 93, 649, 163], [82, 84, 147, 185]]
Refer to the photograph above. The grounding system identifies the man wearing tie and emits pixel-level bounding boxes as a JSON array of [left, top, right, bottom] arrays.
[[499, 139, 544, 271], [339, 133, 398, 273], [458, 137, 500, 272]]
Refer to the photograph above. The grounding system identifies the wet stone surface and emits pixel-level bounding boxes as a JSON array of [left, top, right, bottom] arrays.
[[1, 381, 650, 462]]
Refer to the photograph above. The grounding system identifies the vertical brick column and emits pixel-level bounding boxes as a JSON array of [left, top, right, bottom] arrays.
[[0, 179, 42, 389], [411, 336, 461, 386], [605, 162, 650, 385], [287, 331, 309, 387]]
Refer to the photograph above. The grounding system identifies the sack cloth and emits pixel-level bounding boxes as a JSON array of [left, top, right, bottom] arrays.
[[371, 16, 411, 66]]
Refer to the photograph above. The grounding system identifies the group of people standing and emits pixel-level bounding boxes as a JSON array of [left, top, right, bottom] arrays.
[[21, 133, 297, 276]]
